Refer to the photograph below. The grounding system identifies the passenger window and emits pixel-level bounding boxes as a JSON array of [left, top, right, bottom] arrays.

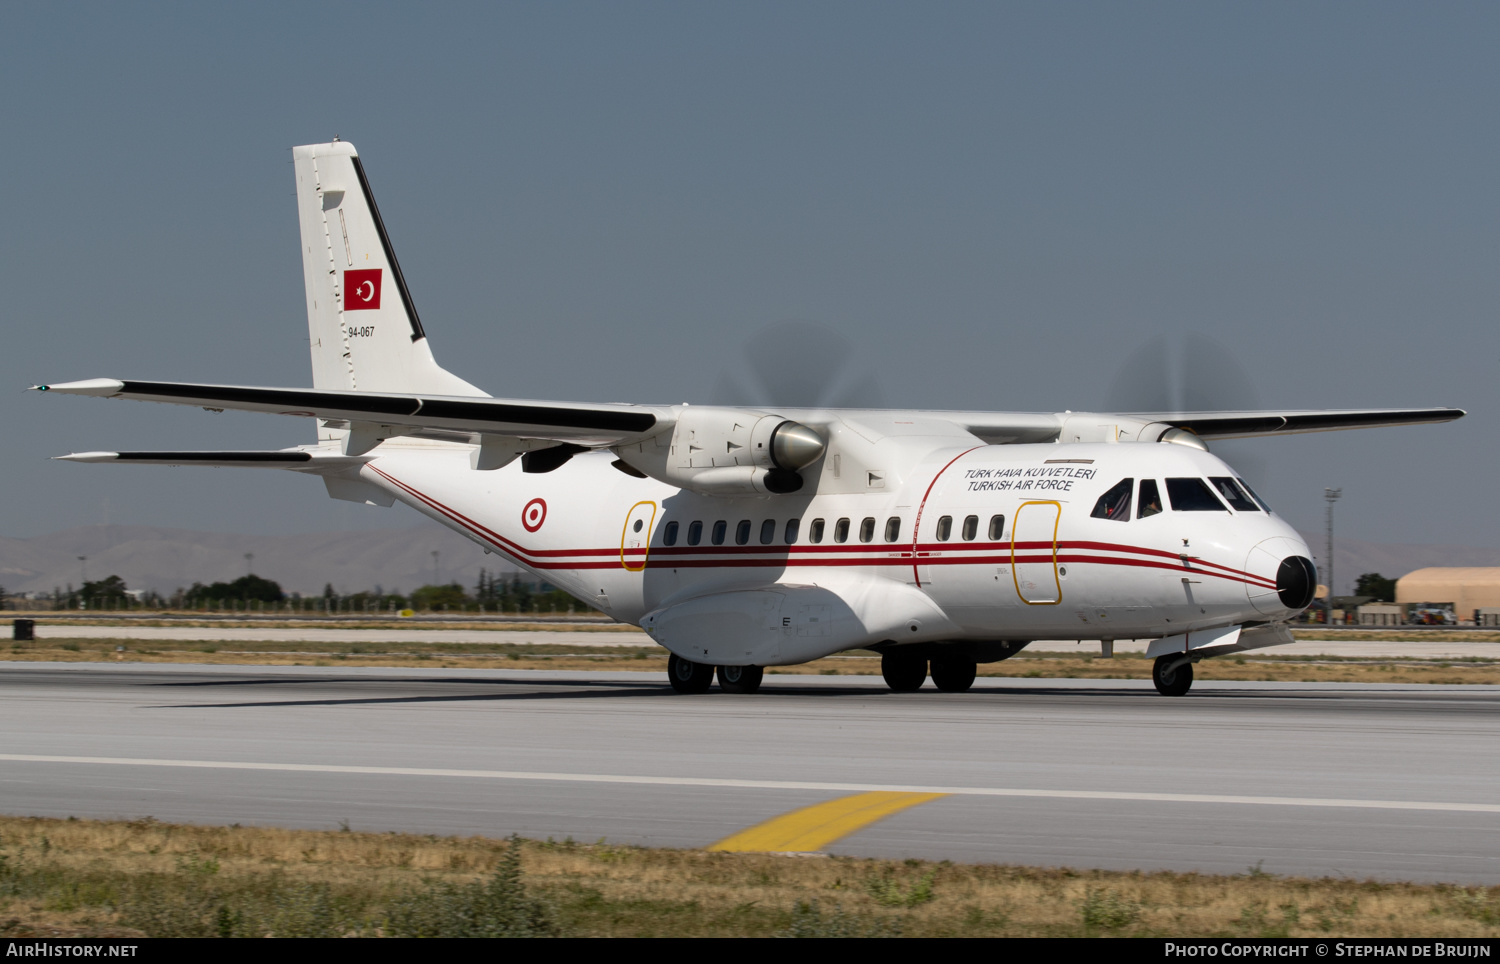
[[809, 518, 825, 544], [884, 517, 901, 542], [936, 516, 952, 541], [859, 518, 876, 543], [663, 521, 678, 546], [834, 518, 850, 543], [988, 515, 1004, 540], [1238, 478, 1273, 513], [1137, 480, 1162, 519], [784, 518, 800, 544], [1210, 477, 1260, 512], [736, 520, 752, 545], [962, 515, 978, 541], [1091, 478, 1133, 522], [760, 519, 776, 544], [688, 521, 703, 545], [1166, 478, 1228, 512], [711, 520, 727, 545]]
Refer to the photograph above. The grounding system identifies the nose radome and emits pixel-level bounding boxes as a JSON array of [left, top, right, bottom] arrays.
[[1244, 536, 1313, 615], [1276, 556, 1317, 610]]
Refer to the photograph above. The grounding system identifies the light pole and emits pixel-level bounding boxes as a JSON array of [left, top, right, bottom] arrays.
[[77, 556, 87, 611], [244, 552, 254, 577], [1324, 487, 1342, 623], [431, 550, 440, 586]]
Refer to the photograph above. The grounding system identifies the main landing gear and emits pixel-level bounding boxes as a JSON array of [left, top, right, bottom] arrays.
[[1152, 654, 1195, 697], [880, 653, 979, 693], [666, 655, 764, 694]]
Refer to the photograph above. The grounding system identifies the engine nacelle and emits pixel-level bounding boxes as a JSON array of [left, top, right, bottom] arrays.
[[613, 406, 826, 496]]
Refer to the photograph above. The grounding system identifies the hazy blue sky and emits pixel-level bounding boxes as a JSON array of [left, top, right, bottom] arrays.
[[3, 2, 1494, 580]]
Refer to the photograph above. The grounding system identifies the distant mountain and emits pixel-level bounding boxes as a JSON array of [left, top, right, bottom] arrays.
[[0, 523, 1488, 599], [1299, 533, 1500, 595], [0, 524, 519, 597]]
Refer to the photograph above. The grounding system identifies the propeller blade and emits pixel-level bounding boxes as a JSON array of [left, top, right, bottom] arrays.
[[711, 321, 885, 410]]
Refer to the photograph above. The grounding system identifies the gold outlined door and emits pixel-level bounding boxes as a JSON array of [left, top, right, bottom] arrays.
[[621, 501, 657, 571], [1012, 501, 1061, 604]]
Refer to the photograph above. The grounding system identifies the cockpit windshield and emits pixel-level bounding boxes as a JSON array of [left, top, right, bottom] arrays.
[[1209, 477, 1260, 512], [1237, 478, 1273, 513], [1165, 477, 1228, 512]]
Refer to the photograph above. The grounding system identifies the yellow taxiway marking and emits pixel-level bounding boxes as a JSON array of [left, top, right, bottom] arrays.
[[708, 791, 948, 854]]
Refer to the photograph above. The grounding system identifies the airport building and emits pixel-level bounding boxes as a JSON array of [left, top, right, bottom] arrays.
[[1395, 567, 1500, 625]]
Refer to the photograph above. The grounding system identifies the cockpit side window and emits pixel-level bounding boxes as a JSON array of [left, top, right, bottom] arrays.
[[1091, 478, 1133, 521], [1137, 479, 1163, 519], [1166, 477, 1228, 512], [1209, 477, 1259, 512]]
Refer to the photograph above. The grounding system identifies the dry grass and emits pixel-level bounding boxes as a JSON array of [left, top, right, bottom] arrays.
[[5, 638, 1500, 684], [0, 815, 1495, 938]]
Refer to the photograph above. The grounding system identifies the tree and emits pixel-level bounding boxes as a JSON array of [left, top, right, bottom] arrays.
[[411, 582, 468, 611], [76, 575, 129, 609], [1354, 572, 1397, 602], [183, 574, 285, 605]]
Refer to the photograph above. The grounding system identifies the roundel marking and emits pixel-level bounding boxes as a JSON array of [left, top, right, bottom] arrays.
[[522, 498, 547, 533]]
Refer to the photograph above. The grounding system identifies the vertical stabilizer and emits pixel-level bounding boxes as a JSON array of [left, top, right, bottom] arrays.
[[292, 141, 487, 399]]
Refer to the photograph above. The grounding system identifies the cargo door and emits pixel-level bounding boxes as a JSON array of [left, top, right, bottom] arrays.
[[1012, 501, 1061, 604]]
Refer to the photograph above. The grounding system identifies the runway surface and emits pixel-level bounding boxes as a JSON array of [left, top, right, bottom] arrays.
[[29, 624, 1500, 658], [2, 662, 1497, 883]]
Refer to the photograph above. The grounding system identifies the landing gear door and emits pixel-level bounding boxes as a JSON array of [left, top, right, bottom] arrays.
[[1012, 501, 1061, 604], [621, 501, 657, 572]]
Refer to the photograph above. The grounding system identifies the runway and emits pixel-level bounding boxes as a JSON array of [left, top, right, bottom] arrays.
[[2, 662, 1498, 883], [27, 623, 1500, 659]]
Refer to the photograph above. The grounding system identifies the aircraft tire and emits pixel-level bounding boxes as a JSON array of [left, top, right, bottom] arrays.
[[930, 657, 977, 692], [1152, 655, 1194, 696], [717, 664, 764, 694], [667, 654, 715, 694], [881, 652, 927, 692]]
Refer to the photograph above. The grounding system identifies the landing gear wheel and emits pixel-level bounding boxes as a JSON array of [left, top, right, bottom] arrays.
[[667, 654, 715, 694], [717, 664, 764, 694], [930, 657, 977, 693], [881, 652, 927, 692], [1152, 655, 1194, 696]]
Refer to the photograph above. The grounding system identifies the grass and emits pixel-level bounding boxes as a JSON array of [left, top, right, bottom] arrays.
[[5, 638, 1500, 683], [0, 816, 1496, 938]]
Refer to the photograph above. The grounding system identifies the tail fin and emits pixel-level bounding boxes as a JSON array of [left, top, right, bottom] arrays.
[[292, 141, 486, 398]]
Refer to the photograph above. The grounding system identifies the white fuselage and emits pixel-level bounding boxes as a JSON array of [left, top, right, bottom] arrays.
[[358, 438, 1311, 664]]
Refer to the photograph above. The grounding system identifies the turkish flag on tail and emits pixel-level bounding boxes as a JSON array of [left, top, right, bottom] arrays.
[[344, 269, 382, 310]]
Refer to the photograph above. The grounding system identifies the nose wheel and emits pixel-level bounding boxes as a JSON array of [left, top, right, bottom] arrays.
[[1152, 655, 1194, 696]]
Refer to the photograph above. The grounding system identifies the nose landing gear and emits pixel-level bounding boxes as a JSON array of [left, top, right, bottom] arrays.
[[1152, 654, 1194, 696]]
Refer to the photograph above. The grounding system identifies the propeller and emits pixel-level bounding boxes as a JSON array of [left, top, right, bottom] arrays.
[[710, 320, 885, 411], [1104, 333, 1268, 486]]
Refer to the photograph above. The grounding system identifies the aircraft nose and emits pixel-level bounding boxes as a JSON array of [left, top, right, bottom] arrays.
[[1244, 536, 1314, 615], [1276, 555, 1317, 610]]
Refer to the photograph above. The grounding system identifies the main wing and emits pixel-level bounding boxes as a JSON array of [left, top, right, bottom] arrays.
[[35, 378, 1463, 450], [34, 378, 665, 448]]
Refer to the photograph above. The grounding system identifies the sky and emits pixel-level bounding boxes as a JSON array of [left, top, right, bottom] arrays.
[[2, 2, 1494, 588]]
